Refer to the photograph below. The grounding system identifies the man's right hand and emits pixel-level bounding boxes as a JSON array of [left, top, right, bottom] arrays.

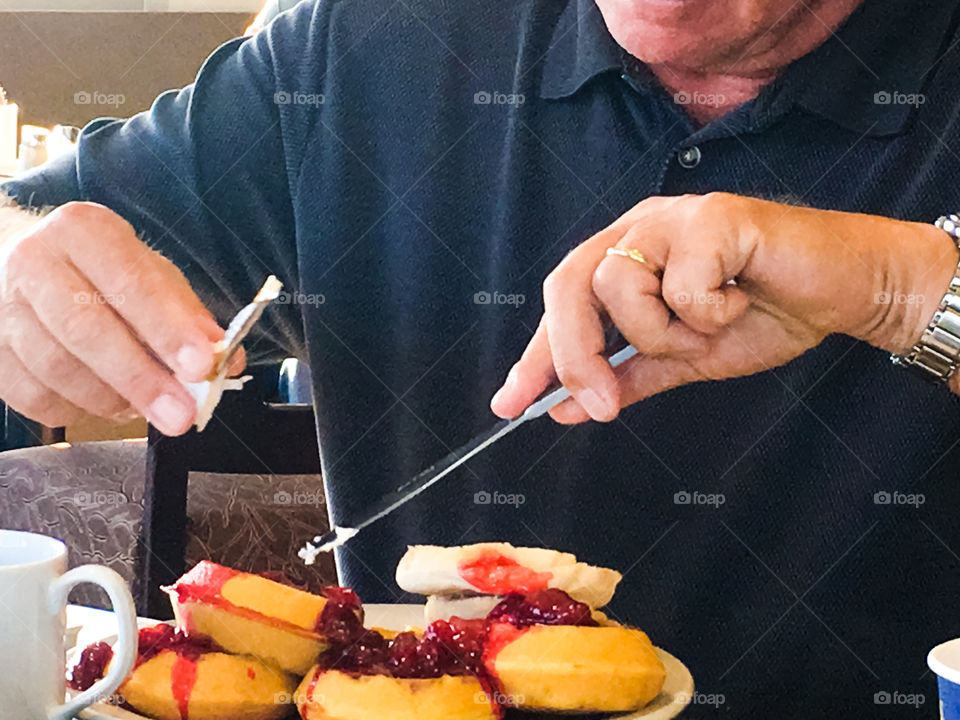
[[0, 201, 235, 435]]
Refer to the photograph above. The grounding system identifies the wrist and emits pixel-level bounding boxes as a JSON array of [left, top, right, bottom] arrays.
[[857, 220, 959, 354]]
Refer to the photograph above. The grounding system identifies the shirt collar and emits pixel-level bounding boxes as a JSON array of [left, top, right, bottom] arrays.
[[539, 0, 960, 137], [539, 0, 622, 100], [786, 0, 960, 137]]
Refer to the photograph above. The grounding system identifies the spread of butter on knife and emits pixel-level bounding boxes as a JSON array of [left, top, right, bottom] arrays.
[[183, 275, 283, 431]]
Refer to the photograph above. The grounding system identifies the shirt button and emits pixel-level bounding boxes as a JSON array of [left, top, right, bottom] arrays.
[[678, 146, 702, 169]]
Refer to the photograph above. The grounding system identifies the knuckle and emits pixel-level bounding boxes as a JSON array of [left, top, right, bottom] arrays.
[[52, 202, 136, 251], [111, 363, 167, 406], [15, 384, 61, 422], [0, 301, 27, 338], [542, 271, 563, 300], [57, 304, 104, 349], [84, 390, 129, 419], [660, 275, 686, 306], [591, 258, 620, 303], [553, 361, 585, 390], [50, 201, 104, 233], [26, 347, 70, 380], [107, 261, 153, 303], [697, 191, 734, 214], [54, 201, 124, 230], [635, 194, 670, 212], [4, 233, 43, 280]]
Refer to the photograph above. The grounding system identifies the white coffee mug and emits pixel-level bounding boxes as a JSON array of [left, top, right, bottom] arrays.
[[0, 529, 137, 720]]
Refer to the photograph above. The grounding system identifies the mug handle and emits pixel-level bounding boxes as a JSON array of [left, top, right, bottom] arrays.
[[46, 565, 138, 720]]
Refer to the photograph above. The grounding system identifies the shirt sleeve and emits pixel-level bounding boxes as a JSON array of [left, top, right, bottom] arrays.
[[1, 4, 321, 363]]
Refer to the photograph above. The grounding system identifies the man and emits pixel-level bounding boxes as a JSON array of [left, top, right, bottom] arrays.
[[2, 0, 959, 715]]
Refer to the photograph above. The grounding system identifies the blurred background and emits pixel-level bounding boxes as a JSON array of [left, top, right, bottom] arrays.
[[1, 6, 257, 130]]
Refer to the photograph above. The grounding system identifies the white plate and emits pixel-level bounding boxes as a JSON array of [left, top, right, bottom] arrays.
[[72, 604, 693, 720]]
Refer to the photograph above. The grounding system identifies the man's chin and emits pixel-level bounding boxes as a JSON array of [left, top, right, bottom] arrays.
[[607, 24, 728, 69], [597, 0, 733, 67]]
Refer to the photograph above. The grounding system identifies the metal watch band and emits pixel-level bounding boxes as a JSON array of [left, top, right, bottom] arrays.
[[891, 214, 960, 382]]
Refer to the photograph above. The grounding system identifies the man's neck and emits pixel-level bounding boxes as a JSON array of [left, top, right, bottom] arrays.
[[644, 1, 865, 125]]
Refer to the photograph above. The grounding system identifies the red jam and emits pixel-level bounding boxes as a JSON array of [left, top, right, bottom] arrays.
[[458, 553, 553, 594], [315, 617, 489, 679], [68, 625, 222, 693], [136, 624, 223, 667], [321, 586, 362, 610], [170, 655, 198, 720], [306, 588, 597, 719], [313, 588, 593, 684], [169, 563, 358, 642], [166, 561, 236, 604], [315, 587, 366, 645], [487, 588, 598, 627], [482, 623, 528, 669], [68, 641, 114, 691]]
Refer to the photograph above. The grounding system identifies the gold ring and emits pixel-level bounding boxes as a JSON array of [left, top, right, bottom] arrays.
[[606, 247, 662, 277]]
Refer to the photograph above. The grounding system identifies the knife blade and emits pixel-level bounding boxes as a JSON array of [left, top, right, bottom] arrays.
[[298, 344, 639, 564]]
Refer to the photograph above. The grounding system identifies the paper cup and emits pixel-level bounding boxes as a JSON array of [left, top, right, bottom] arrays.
[[928, 638, 960, 718]]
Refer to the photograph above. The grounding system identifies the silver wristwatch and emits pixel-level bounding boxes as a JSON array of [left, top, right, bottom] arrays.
[[891, 214, 960, 382]]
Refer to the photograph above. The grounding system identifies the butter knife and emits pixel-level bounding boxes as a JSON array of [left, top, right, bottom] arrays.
[[298, 344, 638, 564]]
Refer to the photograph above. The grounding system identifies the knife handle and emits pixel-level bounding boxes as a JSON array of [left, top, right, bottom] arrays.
[[520, 344, 638, 420]]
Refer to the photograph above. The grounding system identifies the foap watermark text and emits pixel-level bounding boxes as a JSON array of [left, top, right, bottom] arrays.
[[874, 491, 924, 508], [674, 490, 726, 508], [74, 91, 125, 108], [474, 490, 525, 508], [275, 90, 325, 107], [474, 91, 525, 106], [474, 291, 525, 307], [873, 690, 925, 708], [874, 91, 925, 108]]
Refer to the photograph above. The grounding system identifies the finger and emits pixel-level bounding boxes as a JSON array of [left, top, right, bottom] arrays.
[[197, 313, 228, 344], [660, 244, 751, 334], [543, 276, 619, 422], [42, 203, 220, 381], [491, 320, 557, 418], [548, 396, 591, 424], [3, 301, 131, 418], [17, 259, 198, 436], [542, 246, 633, 423], [549, 351, 697, 423], [0, 348, 84, 428], [593, 254, 709, 357], [226, 346, 247, 377]]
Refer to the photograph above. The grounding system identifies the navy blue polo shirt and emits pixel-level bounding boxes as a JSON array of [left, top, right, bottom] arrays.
[[6, 0, 960, 716]]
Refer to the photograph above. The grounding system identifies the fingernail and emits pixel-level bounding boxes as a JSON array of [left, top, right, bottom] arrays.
[[579, 388, 615, 421], [491, 368, 519, 414], [177, 343, 214, 379], [147, 394, 195, 435]]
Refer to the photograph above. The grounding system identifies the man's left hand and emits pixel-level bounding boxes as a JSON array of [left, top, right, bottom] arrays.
[[491, 193, 959, 424]]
